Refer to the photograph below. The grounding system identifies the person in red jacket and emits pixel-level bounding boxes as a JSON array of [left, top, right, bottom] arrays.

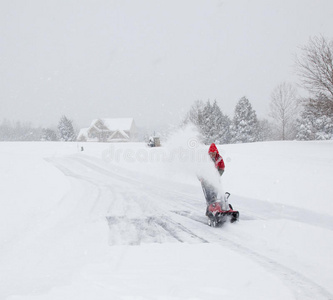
[[208, 143, 225, 176]]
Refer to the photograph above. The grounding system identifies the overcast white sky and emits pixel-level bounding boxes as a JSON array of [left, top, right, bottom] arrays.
[[1, 0, 333, 130]]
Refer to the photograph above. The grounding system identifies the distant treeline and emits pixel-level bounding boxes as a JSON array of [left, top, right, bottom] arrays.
[[0, 116, 75, 142], [0, 120, 45, 141]]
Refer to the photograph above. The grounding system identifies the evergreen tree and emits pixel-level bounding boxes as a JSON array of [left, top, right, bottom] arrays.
[[296, 119, 313, 141], [231, 97, 259, 143], [57, 115, 76, 141], [201, 100, 214, 144], [183, 100, 232, 144], [296, 97, 333, 140], [210, 100, 231, 144]]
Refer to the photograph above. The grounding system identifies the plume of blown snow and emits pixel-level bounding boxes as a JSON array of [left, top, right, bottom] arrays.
[[163, 124, 224, 197]]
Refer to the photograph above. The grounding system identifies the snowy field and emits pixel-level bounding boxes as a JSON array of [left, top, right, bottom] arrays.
[[0, 131, 333, 300]]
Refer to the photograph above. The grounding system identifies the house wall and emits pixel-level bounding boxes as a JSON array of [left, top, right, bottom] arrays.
[[128, 121, 137, 141], [77, 135, 87, 142]]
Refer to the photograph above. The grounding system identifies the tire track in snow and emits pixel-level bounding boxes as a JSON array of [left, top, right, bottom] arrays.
[[49, 156, 207, 244], [72, 156, 203, 210], [46, 157, 105, 217], [106, 215, 208, 245], [218, 233, 333, 300]]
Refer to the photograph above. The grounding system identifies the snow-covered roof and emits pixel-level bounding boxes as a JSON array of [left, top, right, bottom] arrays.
[[90, 118, 134, 132], [78, 128, 89, 137], [110, 129, 129, 140]]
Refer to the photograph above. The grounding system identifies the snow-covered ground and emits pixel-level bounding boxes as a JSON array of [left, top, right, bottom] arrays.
[[1, 132, 333, 299]]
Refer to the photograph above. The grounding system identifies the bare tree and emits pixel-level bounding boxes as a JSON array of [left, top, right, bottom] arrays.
[[269, 82, 299, 140], [296, 36, 333, 100]]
